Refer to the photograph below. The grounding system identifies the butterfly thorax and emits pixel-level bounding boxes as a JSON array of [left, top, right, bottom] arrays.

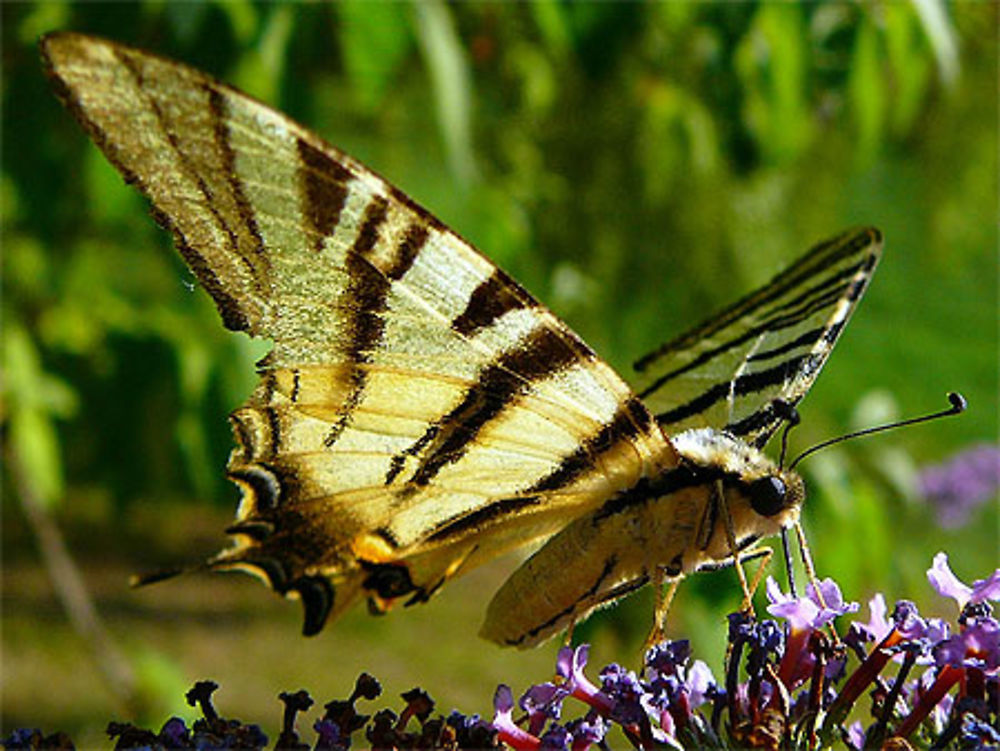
[[664, 428, 804, 572]]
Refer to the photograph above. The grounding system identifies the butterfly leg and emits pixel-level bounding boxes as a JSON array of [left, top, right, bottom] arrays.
[[793, 520, 819, 591], [743, 545, 773, 604], [644, 572, 683, 651], [716, 479, 754, 612]]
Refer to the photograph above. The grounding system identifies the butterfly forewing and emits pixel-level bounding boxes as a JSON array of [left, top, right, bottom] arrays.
[[632, 228, 883, 448], [42, 32, 671, 633]]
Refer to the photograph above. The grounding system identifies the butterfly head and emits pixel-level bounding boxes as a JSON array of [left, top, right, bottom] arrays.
[[670, 428, 805, 553]]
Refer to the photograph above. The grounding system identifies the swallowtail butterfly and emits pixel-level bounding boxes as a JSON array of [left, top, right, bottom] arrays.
[[42, 32, 882, 647]]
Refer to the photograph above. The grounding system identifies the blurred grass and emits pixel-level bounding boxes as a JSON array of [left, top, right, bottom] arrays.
[[2, 1, 997, 742]]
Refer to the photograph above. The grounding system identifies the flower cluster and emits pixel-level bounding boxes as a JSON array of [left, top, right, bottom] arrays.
[[6, 553, 997, 750], [491, 553, 1000, 750], [491, 640, 718, 750], [3, 675, 499, 751], [918, 443, 1000, 528]]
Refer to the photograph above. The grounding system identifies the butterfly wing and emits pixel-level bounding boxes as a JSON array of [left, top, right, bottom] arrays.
[[632, 228, 883, 448], [42, 32, 672, 634]]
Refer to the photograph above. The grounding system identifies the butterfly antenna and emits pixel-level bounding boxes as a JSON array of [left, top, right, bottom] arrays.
[[788, 392, 967, 471]]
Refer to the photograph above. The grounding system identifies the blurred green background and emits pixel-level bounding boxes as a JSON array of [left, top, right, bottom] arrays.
[[2, 1, 997, 745]]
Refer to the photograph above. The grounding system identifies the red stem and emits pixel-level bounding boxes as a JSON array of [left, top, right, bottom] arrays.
[[893, 665, 963, 740]]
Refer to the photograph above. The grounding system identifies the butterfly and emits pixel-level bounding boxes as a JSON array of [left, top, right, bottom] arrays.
[[41, 32, 882, 648]]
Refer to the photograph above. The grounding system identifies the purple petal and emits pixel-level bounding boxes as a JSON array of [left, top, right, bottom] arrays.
[[918, 444, 1000, 528], [493, 685, 541, 751], [809, 578, 859, 618], [928, 552, 973, 606], [520, 682, 567, 735], [860, 593, 892, 642], [846, 720, 866, 750], [686, 660, 716, 709], [768, 595, 820, 631], [555, 646, 575, 680], [963, 618, 1000, 668], [766, 576, 792, 606], [494, 684, 515, 714], [932, 618, 1000, 670], [538, 724, 570, 750], [970, 568, 1000, 604]]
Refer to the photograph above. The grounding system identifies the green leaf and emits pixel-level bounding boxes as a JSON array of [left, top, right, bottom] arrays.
[[84, 147, 143, 226], [884, 4, 932, 137], [848, 16, 886, 164], [3, 323, 77, 508], [911, 0, 959, 86], [338, 1, 414, 113], [232, 5, 293, 105], [215, 0, 259, 46], [413, 0, 477, 186], [530, 0, 571, 59], [17, 1, 70, 45], [735, 4, 811, 163]]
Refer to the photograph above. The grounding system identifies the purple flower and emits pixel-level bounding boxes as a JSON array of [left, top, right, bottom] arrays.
[[598, 663, 646, 726], [928, 552, 1000, 610], [845, 720, 866, 750], [644, 647, 717, 747], [933, 618, 1000, 672], [766, 576, 820, 631], [960, 713, 1000, 746], [564, 714, 606, 750], [313, 718, 344, 750], [766, 576, 858, 632], [876, 600, 952, 663], [642, 640, 715, 714], [767, 577, 857, 688], [644, 640, 691, 680], [891, 600, 930, 640], [520, 682, 568, 735], [685, 660, 716, 710], [3, 729, 42, 749], [727, 610, 756, 644], [538, 723, 570, 750], [159, 717, 190, 747], [918, 443, 1000, 528], [447, 711, 499, 749], [492, 684, 540, 751], [555, 646, 614, 715], [846, 593, 892, 650]]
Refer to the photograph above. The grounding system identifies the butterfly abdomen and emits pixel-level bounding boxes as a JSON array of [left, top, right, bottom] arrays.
[[481, 429, 804, 647]]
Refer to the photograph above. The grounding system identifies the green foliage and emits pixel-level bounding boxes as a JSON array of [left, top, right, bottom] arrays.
[[2, 0, 996, 740]]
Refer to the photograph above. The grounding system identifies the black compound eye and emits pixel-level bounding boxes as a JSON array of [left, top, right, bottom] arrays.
[[749, 476, 787, 517]]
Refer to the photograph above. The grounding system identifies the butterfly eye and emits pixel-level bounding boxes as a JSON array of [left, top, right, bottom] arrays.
[[748, 476, 787, 517]]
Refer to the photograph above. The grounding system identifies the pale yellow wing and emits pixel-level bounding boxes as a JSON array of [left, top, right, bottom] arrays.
[[41, 32, 672, 634]]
